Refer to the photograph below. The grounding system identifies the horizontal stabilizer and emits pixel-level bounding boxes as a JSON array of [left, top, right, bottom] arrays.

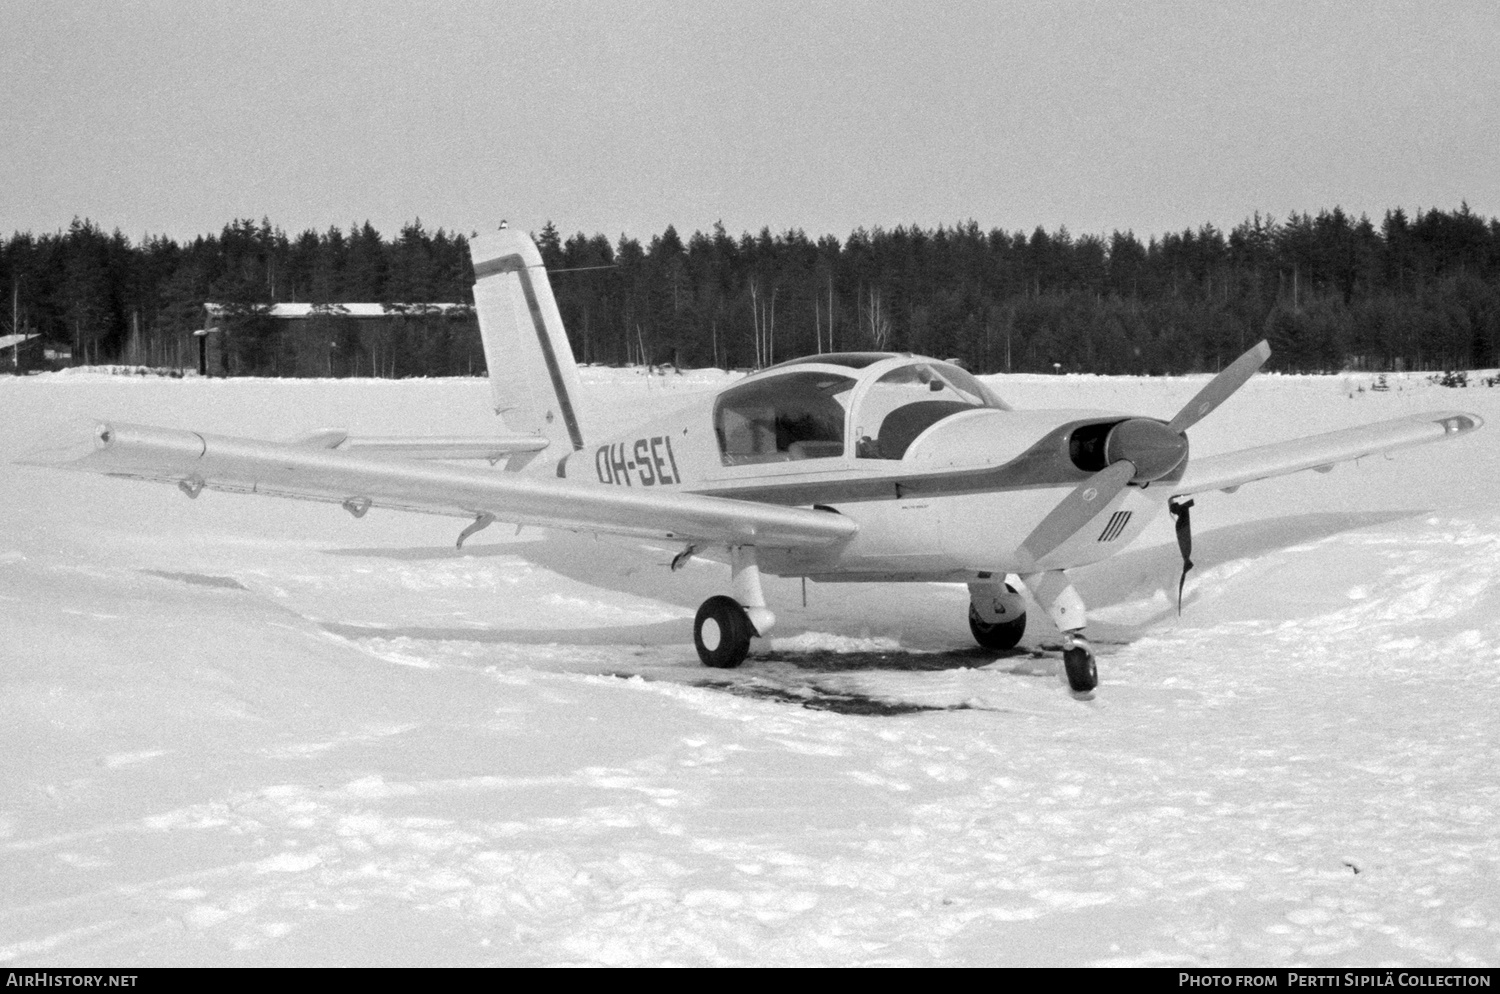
[[19, 422, 857, 549], [1173, 411, 1483, 497]]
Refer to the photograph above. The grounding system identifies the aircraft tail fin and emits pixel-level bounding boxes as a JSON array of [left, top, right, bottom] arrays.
[[469, 228, 587, 457]]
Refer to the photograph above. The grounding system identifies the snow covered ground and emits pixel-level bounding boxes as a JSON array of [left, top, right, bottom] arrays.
[[2, 364, 1498, 966]]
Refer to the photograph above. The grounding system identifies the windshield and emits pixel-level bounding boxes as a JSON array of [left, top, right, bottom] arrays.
[[854, 361, 1005, 459]]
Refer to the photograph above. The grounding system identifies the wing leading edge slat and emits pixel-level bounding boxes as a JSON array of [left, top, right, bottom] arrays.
[[22, 422, 858, 548], [1172, 410, 1483, 497]]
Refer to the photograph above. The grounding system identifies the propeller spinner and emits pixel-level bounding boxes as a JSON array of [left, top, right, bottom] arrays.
[[1019, 340, 1272, 568]]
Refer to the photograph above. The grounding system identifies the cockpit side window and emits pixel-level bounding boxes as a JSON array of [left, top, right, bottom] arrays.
[[714, 371, 855, 465], [854, 361, 1005, 460]]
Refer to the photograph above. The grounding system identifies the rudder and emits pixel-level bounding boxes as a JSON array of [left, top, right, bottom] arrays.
[[469, 227, 587, 455]]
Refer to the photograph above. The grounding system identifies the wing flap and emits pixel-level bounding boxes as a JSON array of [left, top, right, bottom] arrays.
[[20, 422, 858, 548], [1173, 411, 1483, 497], [341, 436, 549, 461], [292, 430, 549, 461]]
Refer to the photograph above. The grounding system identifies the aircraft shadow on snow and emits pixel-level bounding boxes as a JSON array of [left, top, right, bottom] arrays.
[[318, 509, 1422, 698], [316, 615, 1058, 717], [327, 508, 1420, 622]]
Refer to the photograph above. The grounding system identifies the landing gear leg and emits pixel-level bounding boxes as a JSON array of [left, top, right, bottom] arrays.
[[692, 546, 775, 669], [1019, 569, 1098, 694], [730, 546, 775, 639]]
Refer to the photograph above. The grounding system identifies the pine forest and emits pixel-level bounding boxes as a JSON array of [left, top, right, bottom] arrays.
[[3, 206, 1499, 378]]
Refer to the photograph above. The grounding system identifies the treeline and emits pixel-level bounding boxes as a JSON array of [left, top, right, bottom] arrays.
[[0, 218, 482, 376], [4, 206, 1499, 376]]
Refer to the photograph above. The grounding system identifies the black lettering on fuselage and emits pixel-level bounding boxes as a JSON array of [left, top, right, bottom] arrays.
[[609, 443, 631, 486], [634, 439, 656, 485], [649, 437, 672, 484], [665, 436, 681, 482], [596, 437, 684, 487]]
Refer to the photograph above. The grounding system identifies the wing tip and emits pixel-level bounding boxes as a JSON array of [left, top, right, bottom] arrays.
[[1437, 412, 1483, 434], [14, 420, 113, 468], [1414, 411, 1483, 436]]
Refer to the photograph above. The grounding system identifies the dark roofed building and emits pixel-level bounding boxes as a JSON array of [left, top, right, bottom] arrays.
[[198, 302, 482, 377]]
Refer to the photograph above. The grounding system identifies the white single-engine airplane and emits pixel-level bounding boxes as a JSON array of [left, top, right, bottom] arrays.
[[22, 228, 1484, 693]]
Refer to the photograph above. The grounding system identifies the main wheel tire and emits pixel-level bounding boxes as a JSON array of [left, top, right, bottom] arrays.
[[1062, 642, 1098, 693], [694, 595, 755, 669], [968, 584, 1027, 651]]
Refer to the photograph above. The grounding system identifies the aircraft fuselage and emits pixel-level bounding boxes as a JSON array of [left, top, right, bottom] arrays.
[[555, 354, 1179, 579]]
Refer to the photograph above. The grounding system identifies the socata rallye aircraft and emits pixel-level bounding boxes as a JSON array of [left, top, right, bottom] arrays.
[[24, 228, 1485, 694]]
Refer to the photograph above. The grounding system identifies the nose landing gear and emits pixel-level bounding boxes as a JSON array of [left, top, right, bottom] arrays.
[[1060, 634, 1098, 694], [1019, 569, 1098, 694]]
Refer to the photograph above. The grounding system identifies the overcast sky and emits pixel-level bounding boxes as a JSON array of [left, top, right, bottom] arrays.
[[3, 0, 1496, 244]]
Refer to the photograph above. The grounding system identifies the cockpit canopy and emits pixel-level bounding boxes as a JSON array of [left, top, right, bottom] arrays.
[[715, 370, 856, 464], [713, 353, 1007, 466]]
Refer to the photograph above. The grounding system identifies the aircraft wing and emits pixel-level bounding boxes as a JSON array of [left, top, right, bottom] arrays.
[[19, 422, 859, 549], [1172, 410, 1483, 497]]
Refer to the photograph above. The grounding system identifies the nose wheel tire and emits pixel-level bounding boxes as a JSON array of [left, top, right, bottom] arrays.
[[1062, 638, 1098, 693], [695, 595, 755, 669]]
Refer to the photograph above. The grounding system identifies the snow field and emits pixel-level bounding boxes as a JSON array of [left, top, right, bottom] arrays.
[[1, 367, 1498, 965]]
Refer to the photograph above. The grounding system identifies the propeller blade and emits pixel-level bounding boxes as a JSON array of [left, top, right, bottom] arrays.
[[1020, 459, 1135, 567], [1166, 340, 1272, 435]]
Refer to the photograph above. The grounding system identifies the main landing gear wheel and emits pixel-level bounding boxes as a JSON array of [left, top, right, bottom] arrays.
[[1062, 637, 1098, 693], [968, 584, 1027, 651], [694, 595, 755, 669]]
